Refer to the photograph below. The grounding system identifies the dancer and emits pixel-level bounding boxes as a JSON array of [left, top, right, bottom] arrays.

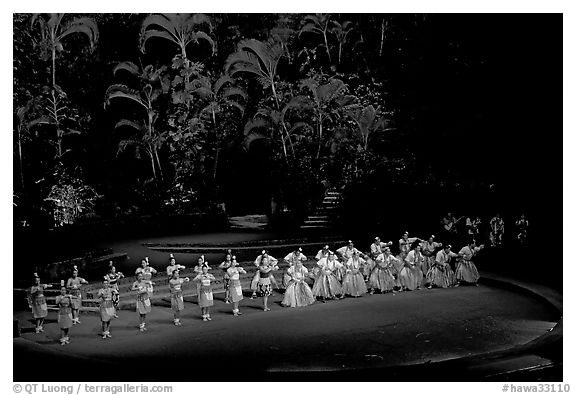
[[399, 242, 425, 291], [367, 238, 393, 281], [369, 246, 399, 294], [193, 255, 211, 273], [135, 258, 158, 295], [250, 250, 279, 299], [426, 245, 459, 289], [55, 282, 73, 345], [66, 266, 88, 325], [219, 253, 233, 304], [97, 279, 115, 339], [169, 270, 190, 326], [421, 236, 442, 281], [342, 252, 368, 297], [166, 254, 186, 277], [282, 247, 307, 289], [257, 255, 279, 311], [313, 245, 332, 279], [312, 251, 344, 302], [489, 213, 505, 246], [336, 240, 361, 262], [456, 240, 485, 286], [193, 266, 216, 321], [131, 272, 152, 332], [193, 255, 211, 298], [104, 262, 124, 318], [315, 245, 332, 261], [227, 256, 247, 316], [282, 260, 315, 308], [398, 232, 423, 260], [28, 273, 52, 333]]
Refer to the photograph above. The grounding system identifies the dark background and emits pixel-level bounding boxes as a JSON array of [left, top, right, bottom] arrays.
[[13, 14, 562, 285]]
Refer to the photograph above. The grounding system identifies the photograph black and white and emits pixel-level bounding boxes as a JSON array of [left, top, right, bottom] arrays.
[[11, 11, 563, 383]]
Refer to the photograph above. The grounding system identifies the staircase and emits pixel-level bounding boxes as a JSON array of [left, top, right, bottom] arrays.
[[300, 189, 342, 230]]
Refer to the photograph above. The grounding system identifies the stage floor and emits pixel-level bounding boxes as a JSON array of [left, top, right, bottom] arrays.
[[13, 281, 560, 381]]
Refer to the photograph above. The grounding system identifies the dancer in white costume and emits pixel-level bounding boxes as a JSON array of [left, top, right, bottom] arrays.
[[456, 240, 484, 286], [312, 251, 344, 302], [282, 247, 307, 288], [227, 257, 247, 316]]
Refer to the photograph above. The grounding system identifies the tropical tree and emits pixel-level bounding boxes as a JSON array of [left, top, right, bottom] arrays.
[[28, 88, 82, 161], [347, 104, 395, 152], [30, 13, 99, 89], [243, 95, 313, 157], [190, 74, 247, 179], [15, 100, 35, 189], [140, 13, 215, 84], [331, 20, 354, 66], [225, 39, 295, 160], [104, 61, 170, 184], [299, 77, 356, 159], [299, 14, 333, 65], [270, 24, 296, 65]]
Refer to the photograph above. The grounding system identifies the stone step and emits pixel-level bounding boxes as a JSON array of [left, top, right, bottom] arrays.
[[303, 220, 330, 225], [301, 225, 330, 229], [308, 215, 330, 220]]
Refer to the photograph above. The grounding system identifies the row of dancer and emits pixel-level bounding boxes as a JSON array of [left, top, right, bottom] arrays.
[[28, 235, 484, 344]]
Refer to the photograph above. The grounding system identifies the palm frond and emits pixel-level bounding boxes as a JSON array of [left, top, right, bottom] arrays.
[[213, 75, 235, 95], [189, 31, 216, 55], [222, 87, 247, 101], [58, 17, 99, 49], [104, 84, 147, 109], [114, 119, 146, 134], [244, 118, 271, 136], [112, 61, 141, 78], [139, 29, 178, 53]]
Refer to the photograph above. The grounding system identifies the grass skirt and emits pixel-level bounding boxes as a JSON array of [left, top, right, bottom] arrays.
[[198, 285, 214, 307], [399, 265, 423, 290], [342, 271, 368, 297], [425, 265, 452, 288], [282, 280, 315, 307], [171, 291, 184, 312], [455, 260, 480, 283], [368, 267, 396, 292], [312, 272, 343, 298], [136, 294, 152, 314], [32, 297, 48, 319], [100, 300, 115, 322], [229, 279, 244, 303], [58, 308, 73, 329]]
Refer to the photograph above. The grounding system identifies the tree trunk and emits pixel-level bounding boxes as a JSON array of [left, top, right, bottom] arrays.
[[212, 109, 219, 180], [271, 82, 290, 162], [316, 118, 323, 159], [149, 151, 158, 182], [153, 148, 163, 182], [323, 30, 332, 63], [379, 19, 386, 58], [17, 125, 24, 190], [52, 46, 56, 88]]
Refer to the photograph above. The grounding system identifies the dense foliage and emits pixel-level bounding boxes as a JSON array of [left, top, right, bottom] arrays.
[[13, 13, 560, 230]]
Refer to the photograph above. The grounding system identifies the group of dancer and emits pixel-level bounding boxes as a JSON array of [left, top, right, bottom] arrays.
[[27, 233, 485, 345]]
